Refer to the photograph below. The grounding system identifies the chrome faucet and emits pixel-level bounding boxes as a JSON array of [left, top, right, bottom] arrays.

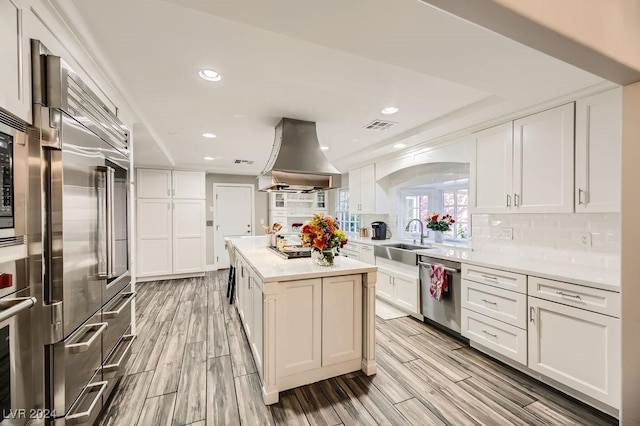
[[405, 219, 426, 245]]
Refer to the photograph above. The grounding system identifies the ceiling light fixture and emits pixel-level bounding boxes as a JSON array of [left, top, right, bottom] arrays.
[[392, 143, 406, 149], [202, 133, 217, 139], [204, 156, 215, 161], [320, 146, 329, 151], [381, 106, 399, 115], [199, 69, 222, 82]]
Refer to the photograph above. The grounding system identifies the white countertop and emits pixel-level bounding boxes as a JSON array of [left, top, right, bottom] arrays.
[[231, 237, 377, 283], [343, 234, 620, 292]]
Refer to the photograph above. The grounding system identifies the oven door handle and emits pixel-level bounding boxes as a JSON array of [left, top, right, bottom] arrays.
[[0, 297, 36, 322], [65, 322, 108, 354], [103, 292, 136, 319], [65, 381, 108, 425]]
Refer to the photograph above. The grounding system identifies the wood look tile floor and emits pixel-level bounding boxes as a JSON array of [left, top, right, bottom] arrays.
[[98, 271, 618, 426]]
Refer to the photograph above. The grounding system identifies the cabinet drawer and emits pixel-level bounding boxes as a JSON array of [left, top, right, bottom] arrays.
[[462, 280, 527, 328], [462, 264, 526, 293], [461, 309, 527, 365], [528, 277, 620, 318]]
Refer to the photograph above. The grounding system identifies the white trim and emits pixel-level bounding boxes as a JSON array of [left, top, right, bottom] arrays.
[[205, 264, 217, 271], [213, 183, 255, 270]]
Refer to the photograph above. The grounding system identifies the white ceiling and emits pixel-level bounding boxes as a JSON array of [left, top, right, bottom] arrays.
[[63, 0, 605, 174]]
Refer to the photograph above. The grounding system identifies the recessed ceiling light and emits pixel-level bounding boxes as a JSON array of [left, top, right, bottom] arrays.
[[202, 133, 217, 139], [392, 143, 406, 149], [204, 156, 215, 161], [320, 146, 329, 151], [381, 106, 399, 115], [199, 69, 222, 82]]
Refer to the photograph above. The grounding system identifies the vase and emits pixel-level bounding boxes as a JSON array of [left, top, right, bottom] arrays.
[[312, 248, 335, 266], [434, 231, 444, 243]]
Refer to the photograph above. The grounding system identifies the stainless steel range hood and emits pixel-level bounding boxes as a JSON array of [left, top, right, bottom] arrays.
[[258, 118, 342, 192]]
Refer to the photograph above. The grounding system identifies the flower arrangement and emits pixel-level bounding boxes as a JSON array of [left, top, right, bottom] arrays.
[[300, 214, 347, 266], [425, 213, 455, 232]]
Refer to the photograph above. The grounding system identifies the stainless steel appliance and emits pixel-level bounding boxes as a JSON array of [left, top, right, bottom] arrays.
[[0, 107, 41, 424], [32, 40, 135, 424], [418, 255, 463, 335], [371, 221, 388, 240], [267, 246, 312, 259]]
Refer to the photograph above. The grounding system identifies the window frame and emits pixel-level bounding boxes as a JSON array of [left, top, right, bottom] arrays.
[[335, 188, 360, 233]]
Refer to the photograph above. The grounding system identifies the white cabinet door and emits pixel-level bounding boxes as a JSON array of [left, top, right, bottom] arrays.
[[172, 199, 205, 274], [136, 199, 172, 276], [575, 88, 622, 213], [0, 0, 30, 122], [393, 273, 419, 314], [172, 171, 205, 199], [360, 164, 376, 213], [137, 169, 172, 199], [322, 275, 362, 366], [270, 193, 286, 210], [473, 123, 513, 213], [236, 259, 248, 323], [348, 167, 362, 213], [276, 279, 322, 378], [359, 244, 375, 265], [513, 104, 575, 213], [528, 297, 620, 408], [375, 268, 394, 301], [252, 275, 264, 380]]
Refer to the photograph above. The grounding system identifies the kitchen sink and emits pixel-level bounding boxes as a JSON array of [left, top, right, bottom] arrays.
[[374, 242, 432, 265]]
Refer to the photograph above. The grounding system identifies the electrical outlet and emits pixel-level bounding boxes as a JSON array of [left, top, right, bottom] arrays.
[[572, 231, 592, 247], [496, 227, 513, 240]]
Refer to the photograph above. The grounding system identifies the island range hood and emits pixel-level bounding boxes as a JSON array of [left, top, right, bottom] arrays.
[[258, 118, 342, 192]]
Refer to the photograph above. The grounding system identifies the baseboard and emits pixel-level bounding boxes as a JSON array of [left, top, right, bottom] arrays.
[[205, 264, 217, 271], [136, 272, 206, 282]]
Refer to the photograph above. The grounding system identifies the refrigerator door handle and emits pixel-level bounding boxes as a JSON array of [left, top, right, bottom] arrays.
[[97, 166, 116, 279]]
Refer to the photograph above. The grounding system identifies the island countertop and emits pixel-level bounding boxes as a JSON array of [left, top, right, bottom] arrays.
[[231, 236, 377, 283]]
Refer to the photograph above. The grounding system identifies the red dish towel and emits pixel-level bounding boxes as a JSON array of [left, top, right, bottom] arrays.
[[429, 264, 449, 301]]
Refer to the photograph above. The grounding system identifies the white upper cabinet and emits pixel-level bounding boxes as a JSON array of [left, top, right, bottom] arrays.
[[137, 169, 172, 199], [513, 103, 575, 213], [575, 88, 622, 213], [349, 164, 379, 214], [473, 123, 513, 213], [0, 0, 30, 123], [172, 171, 206, 199]]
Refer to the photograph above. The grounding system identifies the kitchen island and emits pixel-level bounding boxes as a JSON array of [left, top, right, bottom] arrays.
[[230, 236, 378, 405]]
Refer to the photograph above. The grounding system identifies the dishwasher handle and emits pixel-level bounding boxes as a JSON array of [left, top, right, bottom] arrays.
[[418, 261, 460, 274]]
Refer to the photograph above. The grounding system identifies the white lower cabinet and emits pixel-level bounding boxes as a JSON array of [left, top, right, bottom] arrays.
[[375, 266, 419, 314], [527, 296, 620, 408], [251, 272, 264, 379], [322, 275, 362, 366], [172, 200, 206, 274], [461, 309, 527, 365]]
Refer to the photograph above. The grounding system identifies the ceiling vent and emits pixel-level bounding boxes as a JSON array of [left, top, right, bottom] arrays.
[[234, 159, 254, 165], [363, 119, 396, 131]]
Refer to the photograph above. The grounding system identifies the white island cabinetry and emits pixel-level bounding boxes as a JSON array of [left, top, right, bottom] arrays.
[[232, 237, 377, 405]]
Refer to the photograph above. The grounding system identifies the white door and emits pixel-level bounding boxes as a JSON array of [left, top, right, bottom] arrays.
[[214, 185, 253, 268], [173, 199, 205, 274], [0, 0, 29, 122], [473, 123, 513, 213], [513, 103, 575, 213], [137, 169, 171, 199], [393, 273, 419, 314], [528, 297, 620, 408], [360, 164, 376, 213], [172, 171, 205, 199], [348, 167, 362, 213], [575, 88, 622, 213], [375, 268, 395, 302], [137, 199, 172, 276]]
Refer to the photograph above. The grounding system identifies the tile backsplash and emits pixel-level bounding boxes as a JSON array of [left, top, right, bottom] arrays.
[[472, 213, 620, 268]]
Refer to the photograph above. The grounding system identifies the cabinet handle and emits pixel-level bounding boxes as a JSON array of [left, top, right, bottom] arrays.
[[578, 188, 586, 205], [514, 193, 520, 207], [529, 306, 535, 323], [556, 291, 582, 300], [506, 194, 511, 208], [481, 330, 497, 338], [481, 274, 498, 281], [481, 298, 497, 305]]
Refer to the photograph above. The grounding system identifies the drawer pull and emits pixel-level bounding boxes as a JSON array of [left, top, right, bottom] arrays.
[[481, 299, 497, 305], [556, 291, 582, 300], [102, 334, 135, 374], [481, 274, 498, 281], [65, 381, 107, 425], [529, 306, 535, 323], [103, 292, 136, 319], [481, 329, 498, 338], [65, 323, 108, 354]]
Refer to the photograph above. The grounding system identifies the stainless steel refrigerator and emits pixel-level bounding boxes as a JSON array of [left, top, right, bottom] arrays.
[[32, 40, 135, 424]]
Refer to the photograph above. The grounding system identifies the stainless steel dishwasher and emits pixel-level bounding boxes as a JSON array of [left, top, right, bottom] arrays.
[[418, 255, 463, 335]]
